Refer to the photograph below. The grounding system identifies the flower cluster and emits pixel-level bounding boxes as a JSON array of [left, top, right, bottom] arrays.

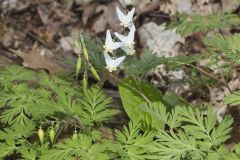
[[103, 7, 136, 72]]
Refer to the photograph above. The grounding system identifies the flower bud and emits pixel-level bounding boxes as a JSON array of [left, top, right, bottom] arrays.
[[49, 127, 55, 144], [76, 56, 82, 78], [38, 127, 44, 144], [72, 132, 78, 140], [90, 66, 100, 81], [80, 36, 89, 63]]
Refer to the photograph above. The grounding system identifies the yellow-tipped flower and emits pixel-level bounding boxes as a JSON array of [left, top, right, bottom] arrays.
[[38, 127, 44, 144], [90, 66, 101, 81]]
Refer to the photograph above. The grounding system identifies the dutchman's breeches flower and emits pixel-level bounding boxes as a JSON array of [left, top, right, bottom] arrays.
[[103, 7, 136, 72], [103, 30, 123, 53], [103, 52, 126, 72], [116, 7, 135, 28], [114, 25, 136, 49]]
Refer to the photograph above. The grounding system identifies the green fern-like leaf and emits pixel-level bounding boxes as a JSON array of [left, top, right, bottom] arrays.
[[114, 120, 156, 160], [203, 34, 240, 63], [81, 35, 106, 70], [152, 106, 233, 160], [155, 130, 205, 160], [0, 139, 17, 159], [80, 86, 118, 125], [0, 84, 49, 125], [38, 72, 77, 96], [211, 116, 233, 146], [17, 147, 37, 160], [138, 102, 168, 130], [0, 65, 35, 90], [125, 50, 200, 77], [0, 121, 35, 141], [167, 13, 240, 36], [179, 107, 216, 141], [40, 135, 109, 160], [125, 50, 163, 77], [224, 91, 240, 106]]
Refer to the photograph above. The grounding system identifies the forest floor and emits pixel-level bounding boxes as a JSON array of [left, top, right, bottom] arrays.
[[1, 0, 240, 146]]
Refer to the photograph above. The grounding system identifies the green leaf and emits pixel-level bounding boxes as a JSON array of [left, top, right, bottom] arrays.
[[167, 13, 240, 36], [0, 121, 35, 141], [156, 130, 205, 160], [0, 84, 49, 126], [138, 102, 168, 130], [82, 35, 106, 70], [125, 50, 163, 77], [114, 120, 156, 159], [211, 116, 233, 146], [224, 91, 240, 106], [119, 79, 165, 126], [0, 65, 35, 90], [18, 147, 37, 160], [40, 135, 109, 160], [119, 79, 187, 130], [0, 140, 17, 159], [80, 86, 119, 126]]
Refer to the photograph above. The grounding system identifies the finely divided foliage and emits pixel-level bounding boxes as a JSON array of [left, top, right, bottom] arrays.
[[0, 65, 237, 160], [1, 6, 240, 160]]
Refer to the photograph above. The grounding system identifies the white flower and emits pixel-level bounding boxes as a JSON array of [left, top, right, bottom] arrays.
[[103, 52, 126, 72], [103, 30, 123, 53], [114, 25, 136, 49], [116, 7, 135, 28]]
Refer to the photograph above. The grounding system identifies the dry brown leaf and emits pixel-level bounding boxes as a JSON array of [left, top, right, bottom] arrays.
[[90, 2, 122, 34], [138, 22, 184, 57], [119, 0, 160, 15], [82, 3, 98, 25], [37, 5, 50, 25], [136, 0, 160, 14], [59, 36, 81, 54], [0, 54, 13, 67], [221, 0, 239, 12], [9, 47, 66, 73], [99, 127, 115, 140], [1, 0, 30, 13]]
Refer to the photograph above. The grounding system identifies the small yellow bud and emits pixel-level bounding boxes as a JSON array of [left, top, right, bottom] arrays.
[[49, 127, 55, 144], [38, 127, 44, 144], [72, 132, 78, 140]]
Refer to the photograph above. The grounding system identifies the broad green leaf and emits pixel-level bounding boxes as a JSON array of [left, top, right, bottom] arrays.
[[119, 79, 164, 124]]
